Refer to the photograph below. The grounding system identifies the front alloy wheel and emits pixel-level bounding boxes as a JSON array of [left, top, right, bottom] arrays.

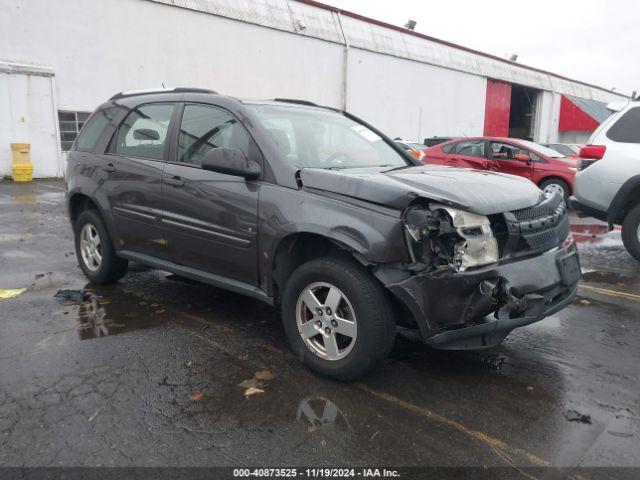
[[296, 282, 357, 361], [282, 256, 396, 381]]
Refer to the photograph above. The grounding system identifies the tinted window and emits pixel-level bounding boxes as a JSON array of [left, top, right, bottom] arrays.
[[73, 110, 110, 152], [546, 144, 574, 156], [178, 104, 250, 165], [490, 142, 537, 162], [442, 143, 455, 153], [453, 140, 485, 158], [607, 107, 640, 143], [110, 103, 175, 160], [63, 110, 94, 151]]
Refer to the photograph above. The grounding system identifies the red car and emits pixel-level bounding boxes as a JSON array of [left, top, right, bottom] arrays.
[[423, 137, 578, 198]]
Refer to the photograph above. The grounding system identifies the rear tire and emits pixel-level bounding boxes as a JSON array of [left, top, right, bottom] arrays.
[[621, 204, 640, 261], [282, 256, 396, 381], [539, 178, 570, 199], [74, 209, 128, 283]]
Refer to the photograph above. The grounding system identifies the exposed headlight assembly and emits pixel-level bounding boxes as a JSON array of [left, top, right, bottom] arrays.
[[403, 204, 498, 271]]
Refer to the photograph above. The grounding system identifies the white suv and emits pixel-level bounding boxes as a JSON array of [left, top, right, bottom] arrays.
[[570, 99, 640, 259]]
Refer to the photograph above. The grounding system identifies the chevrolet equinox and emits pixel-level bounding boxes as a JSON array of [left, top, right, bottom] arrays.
[[66, 88, 580, 380]]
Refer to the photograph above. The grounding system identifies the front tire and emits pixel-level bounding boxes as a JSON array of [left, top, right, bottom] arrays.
[[282, 256, 396, 381], [622, 204, 640, 261], [74, 209, 128, 283]]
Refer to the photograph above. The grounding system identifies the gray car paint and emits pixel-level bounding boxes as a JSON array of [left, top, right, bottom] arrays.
[[66, 90, 576, 345]]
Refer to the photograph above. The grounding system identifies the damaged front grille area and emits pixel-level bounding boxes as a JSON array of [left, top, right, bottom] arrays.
[[495, 192, 570, 258]]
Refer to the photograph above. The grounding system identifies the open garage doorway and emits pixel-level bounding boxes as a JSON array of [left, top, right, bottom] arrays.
[[508, 85, 538, 139]]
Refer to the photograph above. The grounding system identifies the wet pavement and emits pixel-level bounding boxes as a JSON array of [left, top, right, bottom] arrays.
[[0, 180, 639, 474]]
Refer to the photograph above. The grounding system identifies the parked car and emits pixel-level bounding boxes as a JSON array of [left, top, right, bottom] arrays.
[[423, 136, 456, 147], [570, 99, 640, 260], [66, 88, 580, 380], [395, 138, 427, 160], [544, 143, 583, 158], [423, 137, 578, 199]]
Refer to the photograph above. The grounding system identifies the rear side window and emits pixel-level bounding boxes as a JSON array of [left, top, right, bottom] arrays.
[[442, 143, 455, 153], [607, 107, 640, 143], [177, 104, 250, 166], [73, 110, 111, 152], [109, 103, 175, 160], [454, 140, 485, 158]]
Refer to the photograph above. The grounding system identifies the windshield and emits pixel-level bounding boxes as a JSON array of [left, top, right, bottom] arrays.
[[246, 104, 409, 169], [519, 140, 567, 158]]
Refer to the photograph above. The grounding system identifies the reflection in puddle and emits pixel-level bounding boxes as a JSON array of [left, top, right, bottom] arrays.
[[55, 286, 169, 341], [297, 396, 351, 432]]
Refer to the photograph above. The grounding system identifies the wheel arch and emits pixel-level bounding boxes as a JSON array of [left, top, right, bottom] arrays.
[[269, 231, 370, 303], [537, 175, 572, 195], [608, 175, 640, 227]]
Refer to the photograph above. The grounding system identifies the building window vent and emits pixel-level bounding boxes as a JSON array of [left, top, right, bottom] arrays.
[[58, 111, 91, 151]]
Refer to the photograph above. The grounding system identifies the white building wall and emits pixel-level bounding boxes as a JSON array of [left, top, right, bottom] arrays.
[[0, 65, 62, 178], [0, 0, 630, 177], [347, 49, 486, 140], [533, 91, 561, 144]]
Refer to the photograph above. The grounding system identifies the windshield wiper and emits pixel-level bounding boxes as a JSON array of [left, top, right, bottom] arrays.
[[381, 164, 414, 173]]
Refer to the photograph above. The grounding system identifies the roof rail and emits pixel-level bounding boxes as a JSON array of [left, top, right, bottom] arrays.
[[109, 87, 217, 101], [273, 98, 318, 107]]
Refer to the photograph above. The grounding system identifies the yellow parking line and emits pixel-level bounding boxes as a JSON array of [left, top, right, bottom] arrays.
[[579, 284, 640, 302], [355, 382, 551, 468]]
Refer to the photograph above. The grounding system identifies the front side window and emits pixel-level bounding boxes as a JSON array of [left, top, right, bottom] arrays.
[[178, 104, 251, 166], [110, 103, 175, 160], [607, 107, 640, 143], [453, 140, 485, 158], [73, 109, 112, 152], [247, 104, 409, 169], [490, 142, 539, 162]]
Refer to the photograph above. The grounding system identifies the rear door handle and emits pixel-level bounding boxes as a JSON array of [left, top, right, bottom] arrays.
[[102, 163, 116, 173], [164, 175, 185, 187]]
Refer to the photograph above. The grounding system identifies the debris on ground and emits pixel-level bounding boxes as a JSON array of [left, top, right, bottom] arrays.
[[579, 299, 591, 305], [189, 391, 204, 401], [255, 370, 277, 381], [0, 288, 27, 299], [54, 289, 89, 303], [565, 409, 592, 424], [238, 369, 277, 397], [243, 387, 264, 397]]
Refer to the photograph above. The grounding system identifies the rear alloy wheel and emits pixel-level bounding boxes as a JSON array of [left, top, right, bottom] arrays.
[[540, 178, 570, 199], [74, 209, 128, 284], [621, 204, 640, 261], [282, 256, 396, 381]]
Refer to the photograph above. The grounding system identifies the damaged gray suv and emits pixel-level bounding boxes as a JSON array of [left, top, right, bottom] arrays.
[[66, 88, 580, 380]]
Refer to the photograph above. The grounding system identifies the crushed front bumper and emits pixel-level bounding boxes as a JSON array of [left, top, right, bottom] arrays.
[[387, 245, 580, 349]]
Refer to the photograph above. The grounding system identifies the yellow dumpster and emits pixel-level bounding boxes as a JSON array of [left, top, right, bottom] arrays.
[[10, 143, 33, 182], [12, 163, 34, 182]]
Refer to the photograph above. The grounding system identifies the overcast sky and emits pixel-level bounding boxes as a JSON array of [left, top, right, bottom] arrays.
[[322, 0, 638, 96]]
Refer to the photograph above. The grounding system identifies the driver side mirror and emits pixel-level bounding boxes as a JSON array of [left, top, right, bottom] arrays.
[[514, 153, 532, 164], [201, 148, 261, 180]]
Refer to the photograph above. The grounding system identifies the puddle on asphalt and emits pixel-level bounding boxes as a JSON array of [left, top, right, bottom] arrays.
[[56, 286, 170, 341], [581, 270, 639, 289]]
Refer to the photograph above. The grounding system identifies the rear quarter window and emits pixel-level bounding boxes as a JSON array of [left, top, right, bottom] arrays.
[[73, 109, 111, 152], [607, 107, 640, 143]]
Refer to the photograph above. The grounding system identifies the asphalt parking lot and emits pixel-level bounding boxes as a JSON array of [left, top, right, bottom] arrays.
[[1, 180, 639, 475]]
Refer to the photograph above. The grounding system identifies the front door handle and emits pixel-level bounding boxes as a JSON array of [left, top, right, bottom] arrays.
[[102, 163, 116, 173], [164, 176, 185, 187]]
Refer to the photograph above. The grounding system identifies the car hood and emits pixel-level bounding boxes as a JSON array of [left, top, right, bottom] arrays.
[[300, 164, 545, 215]]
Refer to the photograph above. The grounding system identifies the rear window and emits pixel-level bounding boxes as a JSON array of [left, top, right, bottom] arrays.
[[73, 109, 111, 152], [607, 107, 640, 143]]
